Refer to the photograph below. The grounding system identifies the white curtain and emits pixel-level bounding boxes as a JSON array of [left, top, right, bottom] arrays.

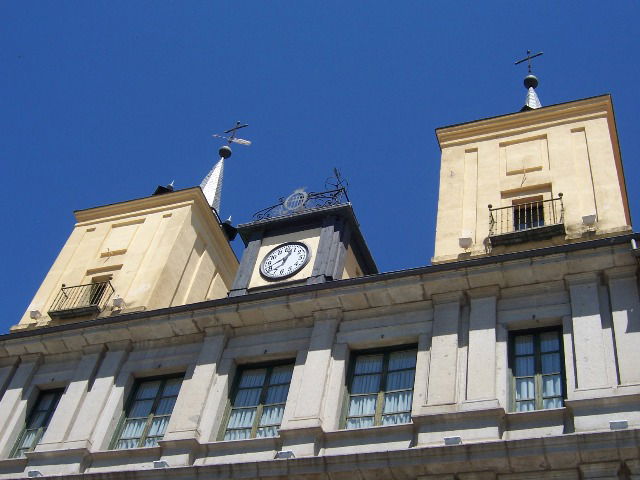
[[239, 369, 266, 388], [227, 408, 256, 429], [348, 395, 377, 417], [383, 391, 412, 414], [259, 405, 285, 426], [354, 355, 383, 374]]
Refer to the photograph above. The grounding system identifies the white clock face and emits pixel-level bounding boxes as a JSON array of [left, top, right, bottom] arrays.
[[260, 242, 310, 280]]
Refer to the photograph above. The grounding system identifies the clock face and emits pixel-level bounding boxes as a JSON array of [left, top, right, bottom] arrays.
[[260, 242, 310, 280]]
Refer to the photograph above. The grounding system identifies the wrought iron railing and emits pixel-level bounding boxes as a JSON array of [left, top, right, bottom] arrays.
[[48, 281, 114, 319], [489, 194, 564, 240], [252, 169, 350, 221]]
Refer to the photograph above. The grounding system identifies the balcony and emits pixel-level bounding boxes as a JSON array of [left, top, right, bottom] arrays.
[[48, 281, 114, 319], [488, 195, 565, 247]]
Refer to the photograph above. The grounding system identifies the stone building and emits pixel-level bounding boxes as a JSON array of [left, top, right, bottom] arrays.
[[0, 75, 638, 480]]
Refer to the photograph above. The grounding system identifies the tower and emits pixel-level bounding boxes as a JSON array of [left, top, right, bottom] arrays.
[[228, 174, 377, 297], [13, 179, 240, 332], [432, 63, 631, 263]]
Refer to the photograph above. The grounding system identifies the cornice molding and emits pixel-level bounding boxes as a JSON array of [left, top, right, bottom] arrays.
[[436, 95, 613, 148]]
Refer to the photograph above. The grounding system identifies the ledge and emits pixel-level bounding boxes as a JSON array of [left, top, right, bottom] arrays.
[[26, 447, 90, 460], [47, 429, 640, 480], [0, 456, 27, 472], [202, 435, 281, 456], [88, 445, 161, 462], [413, 404, 505, 421], [504, 407, 569, 440], [567, 386, 640, 403]]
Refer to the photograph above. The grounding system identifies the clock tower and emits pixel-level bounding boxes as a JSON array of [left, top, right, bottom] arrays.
[[229, 176, 377, 297]]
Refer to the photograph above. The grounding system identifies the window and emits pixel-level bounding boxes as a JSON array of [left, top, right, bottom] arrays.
[[344, 347, 416, 429], [11, 389, 63, 458], [222, 363, 293, 440], [513, 200, 544, 231], [510, 329, 564, 412], [112, 375, 182, 449]]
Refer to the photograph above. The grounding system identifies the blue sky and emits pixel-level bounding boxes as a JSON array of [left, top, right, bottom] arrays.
[[1, 2, 639, 332]]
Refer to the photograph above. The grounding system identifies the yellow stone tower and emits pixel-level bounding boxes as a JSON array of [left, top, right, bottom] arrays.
[[432, 69, 631, 264], [13, 178, 239, 331]]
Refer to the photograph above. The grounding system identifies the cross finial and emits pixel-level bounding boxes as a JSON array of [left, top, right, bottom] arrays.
[[223, 121, 249, 143], [515, 50, 544, 74]]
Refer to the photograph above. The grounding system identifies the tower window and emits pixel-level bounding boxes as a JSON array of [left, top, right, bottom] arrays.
[[222, 363, 294, 440], [343, 347, 416, 429], [11, 389, 64, 458], [513, 198, 545, 231], [510, 329, 564, 412], [112, 375, 183, 449]]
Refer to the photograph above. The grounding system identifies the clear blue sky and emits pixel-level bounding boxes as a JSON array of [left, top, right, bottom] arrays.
[[1, 2, 639, 332]]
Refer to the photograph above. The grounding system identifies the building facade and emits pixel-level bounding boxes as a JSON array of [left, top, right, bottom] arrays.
[[0, 90, 638, 480]]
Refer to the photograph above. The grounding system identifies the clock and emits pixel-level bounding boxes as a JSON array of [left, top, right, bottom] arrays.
[[260, 242, 310, 280]]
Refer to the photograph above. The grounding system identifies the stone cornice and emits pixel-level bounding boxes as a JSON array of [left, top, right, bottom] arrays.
[[72, 187, 238, 285], [435, 94, 614, 148]]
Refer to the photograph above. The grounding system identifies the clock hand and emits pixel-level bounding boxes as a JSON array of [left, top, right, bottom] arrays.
[[271, 251, 293, 271], [271, 258, 286, 268]]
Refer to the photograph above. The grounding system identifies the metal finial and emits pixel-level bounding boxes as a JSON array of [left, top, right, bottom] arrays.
[[515, 51, 544, 111], [515, 50, 544, 75]]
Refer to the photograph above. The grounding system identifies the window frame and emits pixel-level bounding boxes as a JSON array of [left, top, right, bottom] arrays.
[[512, 195, 545, 231], [341, 344, 418, 430], [10, 388, 64, 458], [508, 327, 566, 412], [110, 373, 183, 450], [218, 359, 295, 441]]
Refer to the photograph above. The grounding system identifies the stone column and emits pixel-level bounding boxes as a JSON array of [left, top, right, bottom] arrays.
[[605, 266, 640, 385], [0, 354, 41, 458], [36, 346, 105, 451], [566, 273, 611, 390], [466, 287, 499, 402], [63, 343, 130, 450], [163, 330, 227, 442], [427, 292, 462, 406]]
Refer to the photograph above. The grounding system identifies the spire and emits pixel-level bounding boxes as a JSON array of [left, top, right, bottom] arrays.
[[200, 122, 251, 215], [200, 154, 227, 213], [515, 50, 544, 112]]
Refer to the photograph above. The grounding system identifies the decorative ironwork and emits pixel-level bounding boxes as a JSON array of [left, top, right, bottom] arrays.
[[488, 195, 565, 246], [48, 281, 114, 319], [253, 169, 350, 220]]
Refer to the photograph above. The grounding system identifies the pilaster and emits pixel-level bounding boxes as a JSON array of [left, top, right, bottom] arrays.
[[0, 354, 41, 458], [162, 331, 227, 443], [229, 230, 263, 297], [466, 286, 499, 401], [63, 343, 130, 451], [427, 292, 462, 406], [36, 346, 105, 451], [565, 273, 610, 390], [279, 309, 339, 456], [604, 266, 640, 384]]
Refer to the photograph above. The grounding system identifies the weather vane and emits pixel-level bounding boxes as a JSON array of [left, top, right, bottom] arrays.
[[515, 50, 544, 74], [212, 121, 252, 150]]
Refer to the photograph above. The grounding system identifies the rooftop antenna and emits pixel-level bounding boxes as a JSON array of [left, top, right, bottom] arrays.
[[515, 50, 544, 111], [200, 121, 251, 215]]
